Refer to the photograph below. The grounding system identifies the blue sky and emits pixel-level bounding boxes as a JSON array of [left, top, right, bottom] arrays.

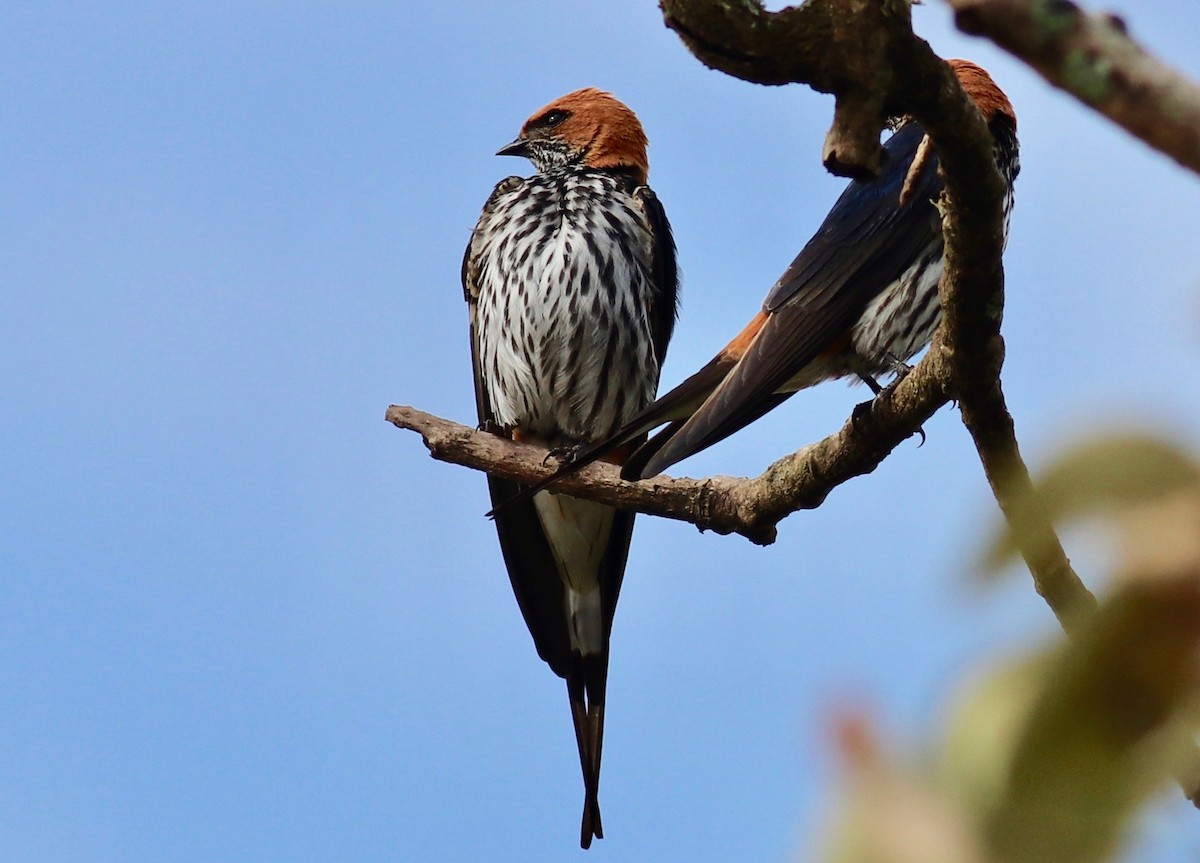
[[3, 2, 1200, 861]]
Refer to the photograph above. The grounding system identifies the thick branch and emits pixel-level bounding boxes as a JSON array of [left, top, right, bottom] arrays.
[[658, 0, 948, 177], [951, 0, 1200, 176], [927, 88, 1098, 629]]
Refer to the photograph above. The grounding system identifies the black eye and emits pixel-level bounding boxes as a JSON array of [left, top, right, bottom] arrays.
[[541, 109, 569, 128]]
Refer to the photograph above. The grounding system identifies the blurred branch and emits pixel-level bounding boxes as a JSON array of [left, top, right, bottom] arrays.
[[950, 0, 1200, 176]]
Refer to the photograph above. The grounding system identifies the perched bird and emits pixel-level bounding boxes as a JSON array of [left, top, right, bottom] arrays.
[[508, 59, 1016, 491], [462, 88, 678, 848]]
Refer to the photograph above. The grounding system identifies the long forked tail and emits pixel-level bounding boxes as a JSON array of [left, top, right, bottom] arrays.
[[567, 657, 608, 849]]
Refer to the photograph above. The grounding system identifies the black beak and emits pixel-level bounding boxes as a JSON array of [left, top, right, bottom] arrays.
[[496, 138, 530, 158]]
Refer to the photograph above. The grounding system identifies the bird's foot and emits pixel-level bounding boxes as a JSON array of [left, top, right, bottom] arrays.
[[852, 359, 926, 445], [882, 354, 925, 445], [851, 395, 927, 445], [884, 352, 914, 381], [850, 398, 877, 435], [542, 444, 584, 468], [857, 373, 884, 395]]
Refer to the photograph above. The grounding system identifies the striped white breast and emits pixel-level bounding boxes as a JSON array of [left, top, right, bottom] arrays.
[[850, 183, 1015, 373], [472, 167, 661, 444]]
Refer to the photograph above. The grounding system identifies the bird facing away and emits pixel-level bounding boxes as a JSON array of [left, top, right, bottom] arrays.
[[462, 87, 678, 848], [507, 59, 1017, 495]]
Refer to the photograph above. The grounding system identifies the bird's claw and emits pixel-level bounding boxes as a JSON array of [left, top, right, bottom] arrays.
[[852, 361, 927, 445], [851, 395, 927, 445], [883, 353, 914, 381], [542, 444, 583, 468], [881, 356, 926, 444], [850, 399, 875, 434]]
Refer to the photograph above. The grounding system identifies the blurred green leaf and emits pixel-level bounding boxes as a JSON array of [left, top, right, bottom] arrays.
[[980, 580, 1200, 863], [820, 573, 1200, 863], [939, 654, 1045, 817], [820, 713, 985, 863]]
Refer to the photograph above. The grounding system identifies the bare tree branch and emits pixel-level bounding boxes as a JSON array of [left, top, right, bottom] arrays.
[[931, 122, 1099, 630], [387, 361, 940, 546], [951, 0, 1200, 177], [387, 405, 754, 539]]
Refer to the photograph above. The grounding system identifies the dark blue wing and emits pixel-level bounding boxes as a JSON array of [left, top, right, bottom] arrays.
[[636, 122, 944, 477], [635, 185, 679, 368], [762, 121, 940, 313]]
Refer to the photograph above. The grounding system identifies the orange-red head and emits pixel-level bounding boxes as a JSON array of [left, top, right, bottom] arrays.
[[948, 58, 1017, 129], [497, 87, 650, 184]]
